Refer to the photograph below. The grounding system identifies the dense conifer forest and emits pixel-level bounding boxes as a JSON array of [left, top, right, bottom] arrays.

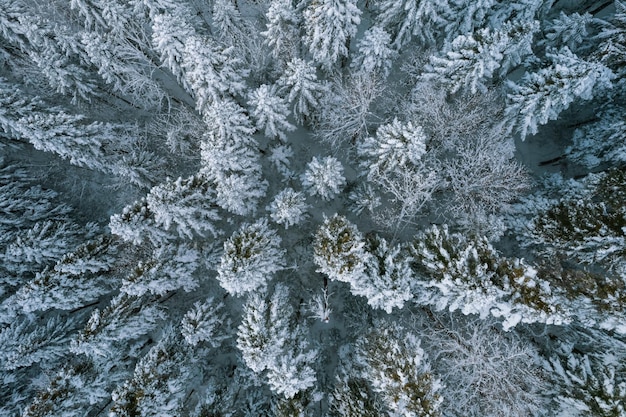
[[0, 0, 625, 415]]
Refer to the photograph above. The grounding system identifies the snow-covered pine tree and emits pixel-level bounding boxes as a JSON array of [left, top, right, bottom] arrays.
[[22, 357, 124, 417], [277, 58, 327, 124], [566, 107, 626, 168], [543, 11, 595, 52], [12, 235, 117, 313], [261, 0, 301, 61], [200, 99, 268, 216], [217, 218, 285, 296], [181, 296, 230, 347], [303, 0, 361, 70], [350, 26, 396, 78], [546, 342, 626, 416], [358, 118, 427, 177], [109, 197, 173, 247], [145, 174, 222, 240], [70, 293, 165, 360], [237, 284, 317, 398], [506, 47, 614, 139], [120, 243, 200, 297], [352, 235, 414, 313], [248, 84, 295, 141], [0, 314, 78, 371], [376, 0, 452, 48], [329, 376, 382, 417], [355, 322, 442, 417], [109, 328, 195, 417], [424, 20, 538, 94], [409, 224, 568, 329], [267, 188, 309, 229], [594, 0, 626, 80], [212, 0, 249, 47], [182, 36, 248, 117], [301, 156, 346, 201], [313, 214, 369, 283]]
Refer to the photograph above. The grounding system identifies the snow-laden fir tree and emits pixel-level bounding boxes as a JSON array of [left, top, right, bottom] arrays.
[[0, 314, 78, 371], [212, 0, 249, 47], [248, 84, 295, 141], [301, 156, 346, 201], [351, 26, 395, 78], [543, 11, 595, 52], [313, 214, 369, 283], [303, 0, 361, 71], [566, 107, 626, 168], [352, 235, 414, 313], [409, 224, 568, 329], [594, 0, 626, 80], [424, 20, 538, 94], [22, 358, 124, 417], [375, 0, 452, 48], [267, 188, 309, 229], [329, 376, 383, 417], [12, 235, 116, 313], [261, 0, 301, 61], [506, 47, 614, 138], [181, 296, 230, 347], [182, 36, 248, 116], [145, 174, 222, 240], [358, 118, 427, 177], [109, 328, 195, 417], [237, 284, 317, 398], [217, 218, 285, 296], [120, 243, 200, 297], [109, 198, 173, 247], [70, 293, 165, 360], [355, 322, 442, 417], [544, 333, 626, 417], [277, 58, 327, 124]]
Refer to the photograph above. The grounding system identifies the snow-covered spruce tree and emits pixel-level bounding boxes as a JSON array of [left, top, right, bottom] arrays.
[[303, 0, 361, 71], [426, 315, 548, 417], [217, 218, 285, 296], [182, 36, 248, 117], [277, 58, 327, 124], [70, 293, 165, 360], [566, 107, 626, 168], [542, 11, 595, 52], [109, 197, 173, 247], [22, 358, 125, 417], [248, 84, 295, 141], [301, 156, 346, 201], [267, 188, 309, 229], [109, 328, 195, 417], [353, 234, 414, 313], [329, 376, 383, 417], [375, 0, 452, 48], [358, 118, 427, 177], [212, 0, 249, 47], [200, 99, 268, 216], [120, 243, 200, 297], [409, 224, 568, 329], [423, 20, 538, 94], [594, 0, 626, 80], [350, 26, 396, 78], [545, 343, 626, 416], [145, 174, 222, 240], [261, 0, 301, 61], [0, 314, 78, 371], [2, 220, 97, 282], [355, 322, 442, 417], [237, 284, 317, 398], [313, 214, 369, 283], [181, 296, 230, 347], [506, 47, 614, 139], [12, 235, 117, 313]]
